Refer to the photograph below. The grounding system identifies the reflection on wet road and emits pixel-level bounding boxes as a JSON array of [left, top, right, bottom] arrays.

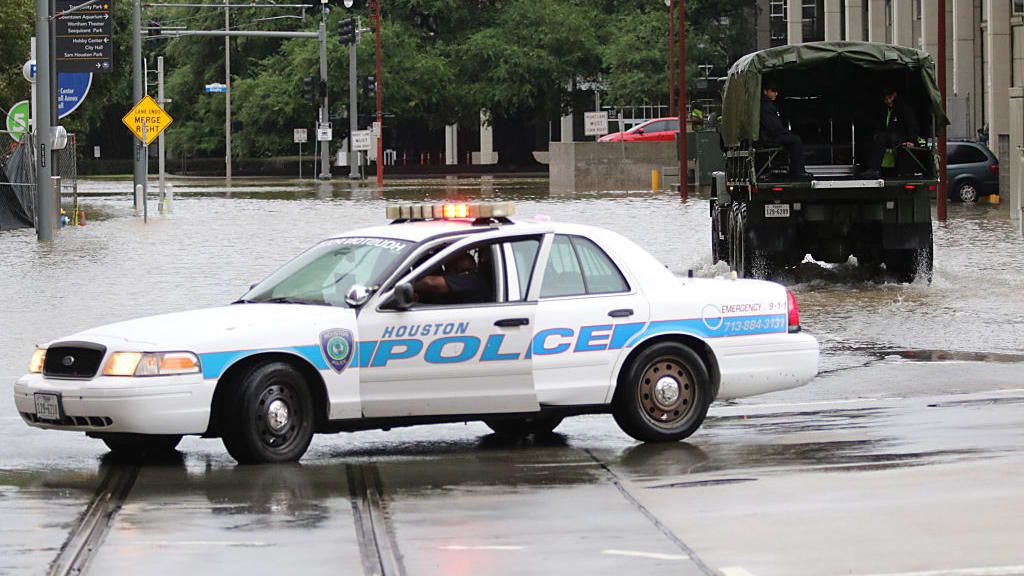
[[2, 177, 1023, 575]]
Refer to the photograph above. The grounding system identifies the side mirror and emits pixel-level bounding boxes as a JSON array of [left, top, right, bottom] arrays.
[[345, 284, 372, 307], [389, 282, 414, 310], [636, 128, 644, 134]]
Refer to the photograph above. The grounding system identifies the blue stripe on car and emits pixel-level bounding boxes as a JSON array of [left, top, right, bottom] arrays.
[[199, 345, 328, 380]]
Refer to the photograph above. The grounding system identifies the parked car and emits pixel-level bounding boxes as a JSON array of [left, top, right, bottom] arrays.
[[598, 117, 679, 142], [947, 140, 999, 202]]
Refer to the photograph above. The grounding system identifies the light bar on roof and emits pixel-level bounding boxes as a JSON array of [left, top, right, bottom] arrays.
[[386, 202, 516, 221]]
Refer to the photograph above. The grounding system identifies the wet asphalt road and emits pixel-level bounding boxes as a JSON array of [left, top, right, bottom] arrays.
[[2, 177, 1023, 576]]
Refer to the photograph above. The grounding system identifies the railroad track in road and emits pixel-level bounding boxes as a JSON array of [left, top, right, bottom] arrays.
[[48, 462, 140, 576], [347, 463, 406, 576]]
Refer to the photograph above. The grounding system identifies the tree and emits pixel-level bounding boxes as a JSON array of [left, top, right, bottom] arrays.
[[0, 0, 35, 117]]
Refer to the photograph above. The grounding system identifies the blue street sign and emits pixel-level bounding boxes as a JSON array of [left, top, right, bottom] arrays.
[[204, 83, 228, 94], [57, 72, 93, 120]]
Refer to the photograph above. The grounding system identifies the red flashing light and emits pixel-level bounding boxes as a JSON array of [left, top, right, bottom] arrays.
[[787, 289, 801, 333], [989, 164, 999, 175], [904, 185, 916, 190], [771, 187, 784, 192], [928, 185, 936, 191]]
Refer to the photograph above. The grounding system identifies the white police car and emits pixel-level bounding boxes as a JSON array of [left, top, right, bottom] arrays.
[[15, 202, 818, 463]]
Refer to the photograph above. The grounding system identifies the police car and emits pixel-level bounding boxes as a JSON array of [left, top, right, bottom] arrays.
[[15, 202, 819, 463]]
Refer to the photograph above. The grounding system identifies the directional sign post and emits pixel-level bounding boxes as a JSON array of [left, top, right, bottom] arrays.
[[294, 128, 308, 180], [55, 0, 114, 73], [584, 111, 609, 137], [56, 72, 93, 119], [121, 95, 173, 146], [6, 101, 31, 142]]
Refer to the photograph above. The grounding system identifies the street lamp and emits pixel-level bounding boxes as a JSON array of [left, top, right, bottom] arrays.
[[677, 0, 686, 201]]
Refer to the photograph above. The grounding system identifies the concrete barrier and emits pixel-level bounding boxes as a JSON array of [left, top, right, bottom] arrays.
[[549, 141, 678, 193]]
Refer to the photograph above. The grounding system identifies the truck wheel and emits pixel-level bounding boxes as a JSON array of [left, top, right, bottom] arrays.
[[730, 203, 774, 279], [612, 342, 711, 442], [728, 203, 747, 276], [221, 361, 315, 464], [484, 415, 564, 437], [884, 245, 933, 284]]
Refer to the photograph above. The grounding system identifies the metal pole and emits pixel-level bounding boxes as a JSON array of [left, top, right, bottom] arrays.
[[374, 0, 383, 188], [348, 19, 359, 179], [34, 3, 55, 241], [668, 0, 674, 115], [677, 0, 687, 201], [133, 0, 145, 205], [298, 142, 302, 179], [936, 0, 948, 222], [225, 3, 232, 181], [142, 120, 148, 223], [318, 15, 331, 179], [158, 55, 168, 213]]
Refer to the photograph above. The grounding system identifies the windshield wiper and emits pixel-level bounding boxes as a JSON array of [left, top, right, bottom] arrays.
[[233, 296, 322, 305]]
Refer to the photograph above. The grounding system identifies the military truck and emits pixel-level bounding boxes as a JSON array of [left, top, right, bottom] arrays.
[[711, 42, 949, 282]]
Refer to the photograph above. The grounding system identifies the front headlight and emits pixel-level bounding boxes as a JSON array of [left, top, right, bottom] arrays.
[[29, 349, 46, 373], [103, 352, 201, 377]]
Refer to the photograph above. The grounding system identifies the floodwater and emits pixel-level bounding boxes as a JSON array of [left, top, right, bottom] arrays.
[[2, 176, 1024, 576]]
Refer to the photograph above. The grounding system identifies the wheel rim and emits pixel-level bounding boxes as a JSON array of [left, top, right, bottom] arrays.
[[637, 357, 696, 430], [255, 383, 303, 453], [959, 184, 978, 202]]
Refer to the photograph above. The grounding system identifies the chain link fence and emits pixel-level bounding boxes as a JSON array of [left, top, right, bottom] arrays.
[[0, 131, 79, 230]]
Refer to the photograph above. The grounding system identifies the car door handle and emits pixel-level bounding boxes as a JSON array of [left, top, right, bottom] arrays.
[[608, 309, 634, 318], [494, 318, 530, 327]]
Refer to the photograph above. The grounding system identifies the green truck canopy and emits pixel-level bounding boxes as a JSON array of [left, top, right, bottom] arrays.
[[721, 41, 950, 147]]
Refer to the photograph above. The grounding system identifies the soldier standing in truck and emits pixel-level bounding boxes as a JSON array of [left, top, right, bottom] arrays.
[[860, 86, 920, 179]]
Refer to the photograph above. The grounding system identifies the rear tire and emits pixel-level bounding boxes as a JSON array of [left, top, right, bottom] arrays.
[[101, 434, 182, 457], [221, 361, 315, 464], [710, 200, 727, 264], [956, 181, 980, 203], [484, 415, 564, 437], [613, 342, 711, 443]]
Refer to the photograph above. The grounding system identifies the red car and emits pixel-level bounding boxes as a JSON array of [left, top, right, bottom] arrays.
[[598, 117, 679, 142]]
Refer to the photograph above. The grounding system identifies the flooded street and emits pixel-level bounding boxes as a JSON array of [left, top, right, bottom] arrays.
[[2, 176, 1023, 576]]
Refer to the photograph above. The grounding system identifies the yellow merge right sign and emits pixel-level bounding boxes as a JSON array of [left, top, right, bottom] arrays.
[[121, 95, 173, 145]]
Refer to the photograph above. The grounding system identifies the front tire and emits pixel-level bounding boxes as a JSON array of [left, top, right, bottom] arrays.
[[221, 362, 315, 464], [484, 415, 563, 437], [613, 342, 711, 443]]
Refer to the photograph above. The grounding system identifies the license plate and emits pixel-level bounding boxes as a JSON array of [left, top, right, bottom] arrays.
[[765, 204, 790, 218], [34, 393, 63, 422]]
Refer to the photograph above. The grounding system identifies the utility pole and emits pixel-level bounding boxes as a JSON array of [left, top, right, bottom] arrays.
[[34, 0, 55, 241], [349, 19, 359, 179], [936, 0, 948, 222], [373, 0, 383, 187], [677, 0, 687, 201], [225, 2, 232, 181], [318, 12, 331, 180], [132, 0, 145, 204], [158, 55, 169, 212]]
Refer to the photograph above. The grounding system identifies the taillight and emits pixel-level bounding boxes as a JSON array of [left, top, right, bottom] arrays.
[[989, 163, 999, 175], [787, 289, 801, 333]]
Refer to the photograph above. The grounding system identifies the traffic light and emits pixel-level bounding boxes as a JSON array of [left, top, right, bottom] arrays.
[[302, 76, 316, 105], [337, 18, 356, 45], [363, 75, 376, 99]]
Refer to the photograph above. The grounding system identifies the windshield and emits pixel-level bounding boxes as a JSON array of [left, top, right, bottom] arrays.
[[240, 236, 413, 307]]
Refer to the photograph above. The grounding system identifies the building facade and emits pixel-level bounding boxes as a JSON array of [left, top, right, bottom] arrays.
[[758, 0, 1024, 195]]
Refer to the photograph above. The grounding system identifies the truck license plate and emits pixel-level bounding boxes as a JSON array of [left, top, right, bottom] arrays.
[[34, 393, 63, 422], [765, 204, 790, 218]]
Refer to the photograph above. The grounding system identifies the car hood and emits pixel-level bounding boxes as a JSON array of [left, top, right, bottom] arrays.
[[53, 304, 357, 353]]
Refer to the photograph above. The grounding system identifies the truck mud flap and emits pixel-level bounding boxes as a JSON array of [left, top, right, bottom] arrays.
[[750, 226, 798, 252], [882, 222, 932, 250]]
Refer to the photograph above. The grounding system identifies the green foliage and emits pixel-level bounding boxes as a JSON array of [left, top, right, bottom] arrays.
[[0, 0, 35, 115], [3, 0, 755, 158]]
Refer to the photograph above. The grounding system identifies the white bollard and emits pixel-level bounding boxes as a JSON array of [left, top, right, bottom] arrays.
[[135, 184, 143, 216]]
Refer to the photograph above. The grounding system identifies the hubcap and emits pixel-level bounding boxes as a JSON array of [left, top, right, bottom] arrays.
[[638, 358, 696, 430], [255, 384, 300, 450], [654, 377, 680, 405], [266, 399, 290, 431]]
